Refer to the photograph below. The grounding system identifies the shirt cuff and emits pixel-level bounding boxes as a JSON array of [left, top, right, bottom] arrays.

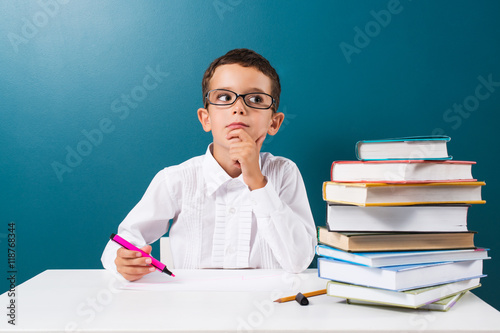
[[249, 179, 283, 219]]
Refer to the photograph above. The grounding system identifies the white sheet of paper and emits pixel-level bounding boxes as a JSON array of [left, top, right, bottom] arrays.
[[119, 269, 301, 292]]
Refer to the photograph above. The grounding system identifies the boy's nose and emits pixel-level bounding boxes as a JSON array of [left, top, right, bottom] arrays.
[[232, 97, 247, 115]]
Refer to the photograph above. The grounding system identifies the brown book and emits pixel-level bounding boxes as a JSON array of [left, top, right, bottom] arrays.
[[317, 226, 476, 252]]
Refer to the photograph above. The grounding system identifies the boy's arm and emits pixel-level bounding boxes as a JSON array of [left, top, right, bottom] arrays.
[[101, 169, 177, 280], [227, 129, 316, 272], [249, 160, 317, 273]]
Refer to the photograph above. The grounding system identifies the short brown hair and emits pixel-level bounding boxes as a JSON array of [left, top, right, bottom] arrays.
[[202, 48, 281, 112]]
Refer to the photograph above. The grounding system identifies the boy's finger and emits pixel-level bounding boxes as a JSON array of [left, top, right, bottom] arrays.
[[117, 245, 152, 259], [121, 256, 153, 266], [227, 128, 252, 142], [140, 244, 152, 255], [226, 131, 242, 143], [117, 247, 142, 258]]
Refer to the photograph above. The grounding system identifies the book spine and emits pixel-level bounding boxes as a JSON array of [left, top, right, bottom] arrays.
[[355, 141, 362, 160], [360, 157, 454, 161]]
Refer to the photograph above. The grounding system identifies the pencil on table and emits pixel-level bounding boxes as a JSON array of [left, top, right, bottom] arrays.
[[273, 289, 327, 303]]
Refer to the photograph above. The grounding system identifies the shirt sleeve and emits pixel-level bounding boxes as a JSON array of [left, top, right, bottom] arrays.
[[249, 160, 317, 273], [100, 169, 178, 278]]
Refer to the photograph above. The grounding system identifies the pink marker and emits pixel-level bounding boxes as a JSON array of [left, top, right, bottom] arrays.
[[110, 233, 175, 277]]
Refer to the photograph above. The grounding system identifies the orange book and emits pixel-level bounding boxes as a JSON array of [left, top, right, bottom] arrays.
[[322, 181, 486, 206]]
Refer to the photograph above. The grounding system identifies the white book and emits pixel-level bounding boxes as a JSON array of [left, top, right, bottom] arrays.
[[346, 291, 469, 311], [318, 257, 485, 291], [330, 160, 474, 183], [355, 136, 451, 161], [328, 278, 481, 309], [316, 244, 490, 267], [322, 181, 486, 206], [326, 204, 469, 232]]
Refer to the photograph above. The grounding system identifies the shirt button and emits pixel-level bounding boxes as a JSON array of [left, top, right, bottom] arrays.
[[227, 246, 235, 254], [229, 207, 236, 214]]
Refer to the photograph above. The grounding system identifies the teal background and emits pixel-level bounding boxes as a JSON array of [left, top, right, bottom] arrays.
[[1, 0, 499, 311]]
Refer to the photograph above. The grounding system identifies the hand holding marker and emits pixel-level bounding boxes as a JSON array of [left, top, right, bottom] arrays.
[[110, 233, 175, 277]]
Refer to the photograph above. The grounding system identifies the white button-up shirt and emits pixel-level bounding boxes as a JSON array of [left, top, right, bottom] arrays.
[[101, 145, 317, 276]]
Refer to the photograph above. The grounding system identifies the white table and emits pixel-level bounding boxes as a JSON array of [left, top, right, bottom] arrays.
[[1, 269, 500, 332]]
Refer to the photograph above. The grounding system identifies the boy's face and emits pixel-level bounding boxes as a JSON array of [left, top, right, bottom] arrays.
[[198, 64, 284, 154]]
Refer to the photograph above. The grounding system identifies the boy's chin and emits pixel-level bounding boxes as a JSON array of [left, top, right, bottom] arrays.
[[211, 141, 232, 152]]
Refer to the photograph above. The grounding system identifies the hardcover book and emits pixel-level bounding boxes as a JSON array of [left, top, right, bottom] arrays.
[[318, 257, 485, 291], [326, 204, 470, 232], [355, 136, 452, 161], [318, 227, 477, 252], [322, 181, 486, 206], [327, 278, 481, 309], [346, 290, 469, 311], [316, 244, 489, 267], [330, 160, 475, 183]]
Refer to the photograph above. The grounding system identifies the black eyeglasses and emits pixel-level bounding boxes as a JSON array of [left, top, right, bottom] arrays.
[[205, 89, 275, 110]]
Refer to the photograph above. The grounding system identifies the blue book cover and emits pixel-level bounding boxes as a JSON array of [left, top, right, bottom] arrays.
[[315, 244, 490, 268], [317, 257, 486, 291]]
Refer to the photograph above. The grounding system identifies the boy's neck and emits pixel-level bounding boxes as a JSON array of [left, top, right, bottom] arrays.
[[211, 144, 242, 178]]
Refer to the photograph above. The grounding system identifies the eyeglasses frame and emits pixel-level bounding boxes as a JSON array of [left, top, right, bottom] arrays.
[[204, 89, 276, 110]]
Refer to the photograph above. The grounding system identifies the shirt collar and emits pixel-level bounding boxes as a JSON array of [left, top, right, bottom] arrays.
[[202, 144, 262, 195]]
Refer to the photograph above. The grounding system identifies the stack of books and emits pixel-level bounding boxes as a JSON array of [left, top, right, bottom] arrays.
[[318, 136, 490, 311]]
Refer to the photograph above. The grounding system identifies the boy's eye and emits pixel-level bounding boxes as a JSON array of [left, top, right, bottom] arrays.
[[248, 95, 263, 104], [247, 94, 264, 105], [216, 93, 234, 103]]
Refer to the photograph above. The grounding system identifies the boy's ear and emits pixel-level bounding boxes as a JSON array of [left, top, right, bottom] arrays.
[[267, 112, 285, 136], [197, 108, 211, 132]]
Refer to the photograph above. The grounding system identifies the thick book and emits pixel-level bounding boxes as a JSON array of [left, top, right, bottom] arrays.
[[326, 204, 470, 232], [346, 290, 469, 311], [322, 181, 486, 206], [330, 160, 475, 183], [327, 278, 481, 309], [355, 136, 452, 161], [318, 226, 477, 252], [318, 257, 485, 291], [316, 244, 489, 267]]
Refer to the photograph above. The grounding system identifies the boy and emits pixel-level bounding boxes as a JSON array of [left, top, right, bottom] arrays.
[[101, 49, 317, 281]]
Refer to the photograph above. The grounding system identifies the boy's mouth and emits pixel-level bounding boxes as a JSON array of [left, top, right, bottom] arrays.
[[226, 122, 249, 129]]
